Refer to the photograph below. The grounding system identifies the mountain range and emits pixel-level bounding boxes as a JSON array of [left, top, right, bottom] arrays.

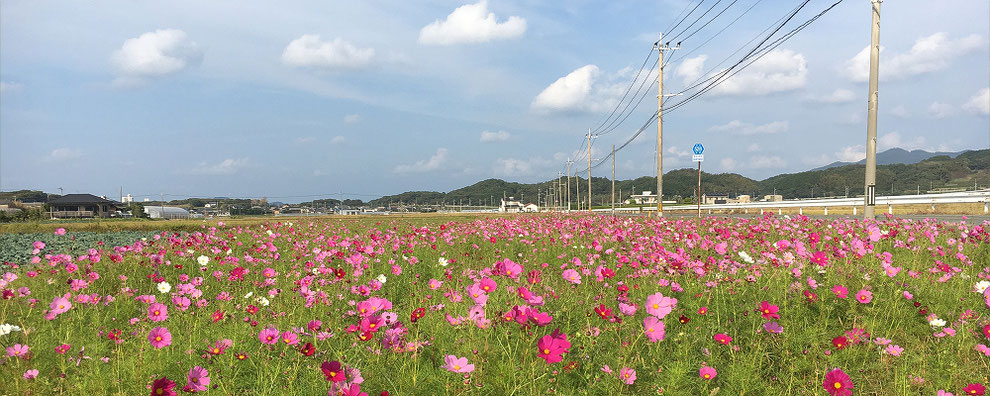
[[809, 148, 969, 171]]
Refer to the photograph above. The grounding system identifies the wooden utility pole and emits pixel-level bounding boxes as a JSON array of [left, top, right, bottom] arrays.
[[587, 129, 593, 211], [566, 160, 572, 212], [863, 0, 881, 219], [697, 161, 702, 218]]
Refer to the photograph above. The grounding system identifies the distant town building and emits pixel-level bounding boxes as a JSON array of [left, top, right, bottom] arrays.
[[702, 193, 730, 205], [762, 194, 783, 202], [628, 191, 658, 205], [121, 194, 134, 203], [523, 203, 539, 212], [48, 194, 125, 219]]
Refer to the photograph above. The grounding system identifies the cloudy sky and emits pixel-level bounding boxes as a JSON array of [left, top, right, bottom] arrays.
[[1, 0, 987, 202]]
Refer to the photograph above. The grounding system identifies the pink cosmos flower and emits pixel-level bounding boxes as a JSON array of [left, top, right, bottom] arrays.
[[643, 316, 666, 343], [831, 285, 848, 299], [24, 369, 39, 379], [714, 333, 732, 345], [443, 355, 475, 373], [259, 327, 279, 345], [280, 331, 299, 346], [903, 291, 913, 300], [7, 344, 29, 358], [938, 390, 955, 396], [339, 383, 367, 396], [186, 366, 210, 392], [699, 366, 717, 380], [855, 289, 872, 304], [619, 367, 637, 385], [148, 303, 168, 322], [562, 269, 581, 284], [55, 228, 67, 235], [645, 292, 677, 319], [618, 302, 637, 316], [148, 327, 172, 348], [885, 344, 903, 356], [50, 295, 72, 315]]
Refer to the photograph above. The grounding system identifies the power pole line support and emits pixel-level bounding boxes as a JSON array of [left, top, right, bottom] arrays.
[[655, 36, 679, 218], [611, 144, 616, 216], [587, 130, 594, 212], [863, 0, 881, 220]]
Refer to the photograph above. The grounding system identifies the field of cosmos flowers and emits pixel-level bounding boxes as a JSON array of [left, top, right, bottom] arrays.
[[1, 214, 989, 395]]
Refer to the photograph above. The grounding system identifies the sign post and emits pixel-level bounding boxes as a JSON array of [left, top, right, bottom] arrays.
[[692, 144, 704, 218]]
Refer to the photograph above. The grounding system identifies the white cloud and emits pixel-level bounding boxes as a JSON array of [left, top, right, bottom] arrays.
[[492, 156, 553, 177], [531, 65, 598, 112], [675, 55, 707, 84], [418, 1, 526, 45], [190, 158, 249, 175], [878, 132, 927, 151], [806, 88, 855, 104], [330, 136, 347, 145], [927, 102, 955, 119], [720, 158, 738, 171], [747, 143, 761, 153], [480, 130, 510, 142], [394, 148, 448, 173], [835, 145, 866, 162], [294, 137, 316, 144], [281, 35, 374, 69], [710, 120, 788, 135], [531, 65, 632, 113], [889, 105, 911, 118], [112, 29, 202, 86], [344, 114, 361, 123], [844, 33, 985, 82], [749, 155, 787, 169], [0, 81, 23, 94], [45, 148, 82, 162], [963, 88, 990, 116], [711, 49, 807, 95]]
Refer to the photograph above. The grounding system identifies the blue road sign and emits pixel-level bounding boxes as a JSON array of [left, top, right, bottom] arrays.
[[692, 143, 704, 155]]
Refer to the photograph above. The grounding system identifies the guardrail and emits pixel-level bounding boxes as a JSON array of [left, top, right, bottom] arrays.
[[590, 190, 990, 215]]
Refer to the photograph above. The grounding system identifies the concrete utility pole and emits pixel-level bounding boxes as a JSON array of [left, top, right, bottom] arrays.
[[611, 144, 616, 215], [697, 160, 702, 218], [655, 36, 679, 218], [576, 165, 581, 211], [587, 129, 594, 212], [863, 0, 882, 220], [566, 159, 572, 212]]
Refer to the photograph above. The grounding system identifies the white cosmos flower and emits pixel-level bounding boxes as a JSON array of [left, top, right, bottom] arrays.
[[266, 230, 274, 236], [376, 274, 387, 284], [438, 257, 449, 267], [929, 318, 946, 327], [156, 281, 171, 294], [0, 323, 16, 336], [197, 255, 210, 266], [975, 281, 990, 294], [255, 296, 270, 306]]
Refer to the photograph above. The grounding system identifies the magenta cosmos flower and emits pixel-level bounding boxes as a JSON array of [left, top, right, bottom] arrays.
[[148, 327, 172, 349], [148, 303, 168, 322], [150, 376, 177, 396], [186, 366, 210, 392], [714, 333, 732, 345], [443, 355, 475, 373], [643, 316, 666, 343], [645, 292, 677, 319], [758, 301, 780, 320], [619, 367, 636, 385], [321, 361, 346, 382], [280, 330, 299, 346], [832, 285, 849, 299], [855, 289, 873, 304], [258, 327, 279, 345], [536, 329, 571, 364], [50, 295, 72, 315], [963, 383, 986, 395], [699, 366, 717, 380], [823, 368, 854, 396]]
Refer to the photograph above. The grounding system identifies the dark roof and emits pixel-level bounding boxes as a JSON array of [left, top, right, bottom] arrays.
[[48, 194, 123, 206]]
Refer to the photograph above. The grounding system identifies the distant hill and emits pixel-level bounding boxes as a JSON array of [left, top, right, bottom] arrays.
[[370, 148, 989, 207], [810, 148, 968, 171]]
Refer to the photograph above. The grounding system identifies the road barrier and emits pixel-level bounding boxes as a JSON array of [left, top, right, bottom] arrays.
[[591, 190, 990, 215]]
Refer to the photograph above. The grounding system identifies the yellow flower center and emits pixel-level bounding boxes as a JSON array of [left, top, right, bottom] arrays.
[[652, 304, 658, 309], [155, 336, 162, 341], [454, 365, 461, 370], [543, 348, 550, 354], [704, 374, 710, 379], [834, 382, 842, 389], [330, 371, 336, 377]]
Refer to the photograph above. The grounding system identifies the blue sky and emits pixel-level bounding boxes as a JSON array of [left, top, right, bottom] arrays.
[[2, 0, 988, 202]]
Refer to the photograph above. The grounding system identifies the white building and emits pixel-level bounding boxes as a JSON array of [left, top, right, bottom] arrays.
[[523, 203, 539, 212], [121, 194, 134, 203], [499, 197, 523, 213], [628, 191, 658, 205], [144, 206, 191, 219]]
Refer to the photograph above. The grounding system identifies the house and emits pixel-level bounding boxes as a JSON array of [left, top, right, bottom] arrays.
[[48, 194, 125, 219], [500, 197, 523, 213], [702, 193, 730, 205], [628, 191, 658, 205], [523, 203, 539, 212]]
